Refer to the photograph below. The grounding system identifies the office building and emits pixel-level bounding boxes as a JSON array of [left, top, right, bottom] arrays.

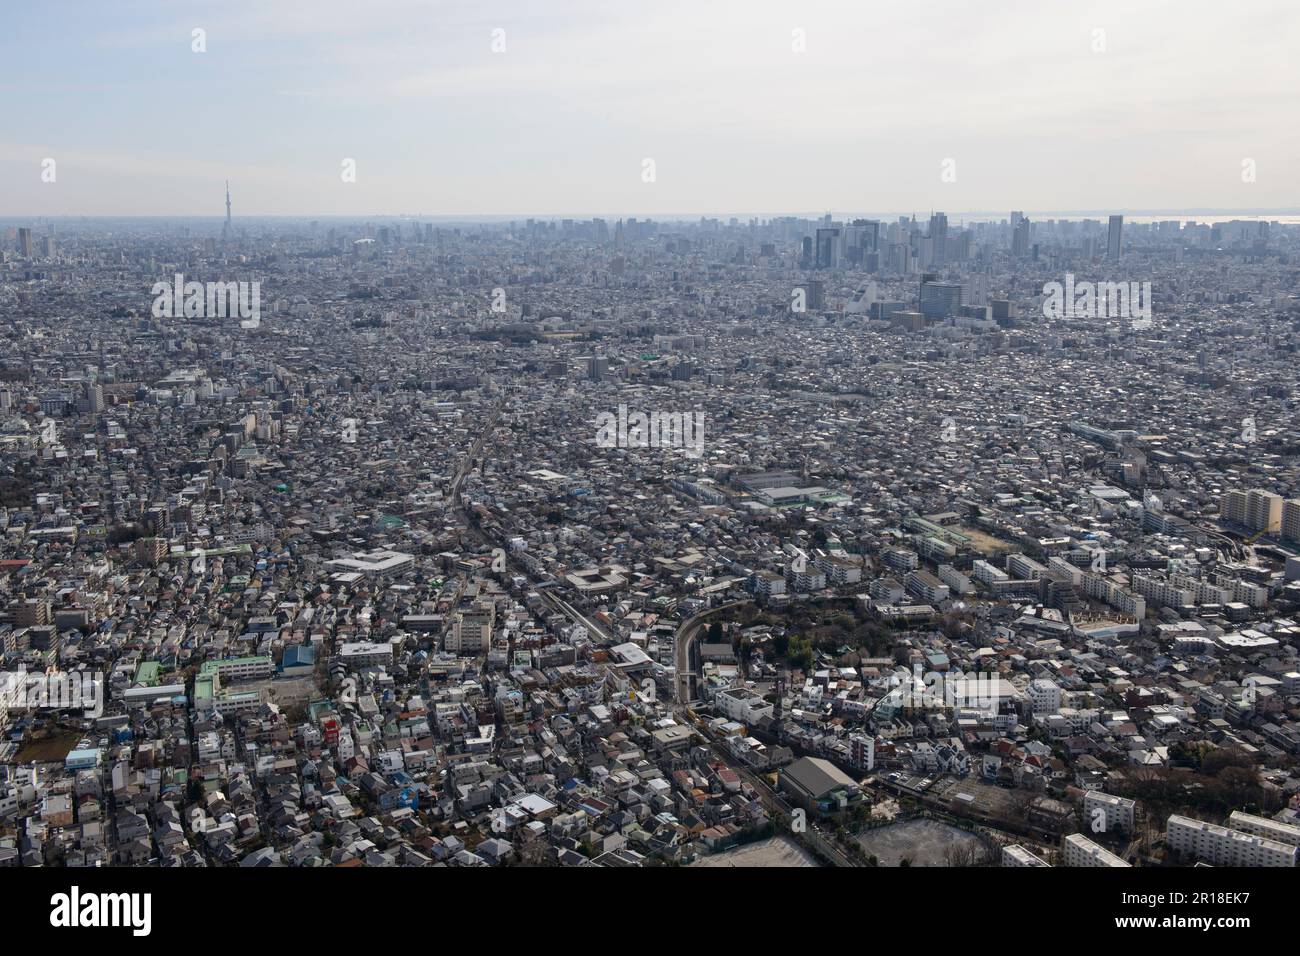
[[919, 281, 963, 319], [815, 227, 841, 269], [449, 605, 496, 655]]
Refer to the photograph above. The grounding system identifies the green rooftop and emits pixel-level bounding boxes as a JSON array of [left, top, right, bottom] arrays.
[[134, 661, 163, 686]]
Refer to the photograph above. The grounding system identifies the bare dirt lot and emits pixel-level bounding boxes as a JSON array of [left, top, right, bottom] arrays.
[[14, 728, 82, 763], [855, 818, 987, 867], [263, 674, 317, 707], [955, 526, 1017, 555], [692, 835, 821, 867]]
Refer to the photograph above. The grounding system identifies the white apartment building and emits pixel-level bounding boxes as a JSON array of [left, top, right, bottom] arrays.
[[1170, 572, 1231, 605], [1002, 844, 1051, 867], [1103, 578, 1145, 617], [1282, 499, 1300, 544], [715, 687, 775, 726], [849, 734, 875, 771], [1084, 790, 1136, 833], [338, 641, 394, 668], [206, 690, 263, 717], [917, 536, 957, 563], [0, 672, 26, 735], [971, 560, 1008, 586], [937, 564, 974, 595], [868, 577, 906, 603], [1062, 832, 1130, 867], [904, 569, 950, 604], [752, 571, 787, 599], [1227, 578, 1269, 609], [1222, 489, 1282, 533], [1132, 573, 1193, 609], [1247, 490, 1283, 532], [1027, 679, 1061, 716], [882, 548, 919, 573], [207, 655, 274, 682], [816, 553, 862, 585], [1221, 490, 1247, 526], [1081, 573, 1145, 619], [1166, 814, 1298, 867], [787, 567, 827, 592], [1047, 556, 1083, 585], [1007, 554, 1050, 580], [1226, 810, 1300, 849]]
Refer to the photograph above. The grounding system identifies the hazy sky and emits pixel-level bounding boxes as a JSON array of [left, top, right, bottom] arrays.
[[4, 0, 1298, 217]]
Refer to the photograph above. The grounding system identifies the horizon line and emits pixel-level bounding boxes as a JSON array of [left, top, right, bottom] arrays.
[[7, 207, 1300, 224]]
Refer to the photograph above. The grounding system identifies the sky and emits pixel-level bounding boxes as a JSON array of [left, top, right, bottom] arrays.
[[3, 0, 1298, 218]]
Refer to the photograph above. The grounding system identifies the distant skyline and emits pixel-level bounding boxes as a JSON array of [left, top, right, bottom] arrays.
[[5, 0, 1299, 217], [8, 210, 1300, 229]]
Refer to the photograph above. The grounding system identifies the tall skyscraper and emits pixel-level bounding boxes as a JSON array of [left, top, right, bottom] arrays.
[[1012, 218, 1031, 258], [856, 219, 881, 254], [928, 212, 948, 242], [223, 180, 232, 242], [815, 227, 841, 269], [928, 213, 948, 265], [1108, 215, 1123, 260], [17, 227, 33, 258]]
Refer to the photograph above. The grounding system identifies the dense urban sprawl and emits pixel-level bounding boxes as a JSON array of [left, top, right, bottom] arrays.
[[2, 211, 1300, 868]]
